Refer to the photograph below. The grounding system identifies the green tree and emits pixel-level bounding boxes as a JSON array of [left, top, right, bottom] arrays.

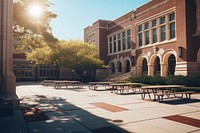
[[13, 0, 58, 52], [26, 40, 105, 80]]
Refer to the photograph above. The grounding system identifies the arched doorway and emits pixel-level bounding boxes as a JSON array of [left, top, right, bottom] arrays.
[[117, 61, 122, 72], [154, 57, 161, 76], [111, 62, 115, 74], [168, 54, 176, 75], [125, 60, 131, 72], [142, 58, 148, 75]]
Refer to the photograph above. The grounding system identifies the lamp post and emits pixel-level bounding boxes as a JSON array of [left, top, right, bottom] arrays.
[[72, 69, 75, 80], [35, 64, 38, 83]]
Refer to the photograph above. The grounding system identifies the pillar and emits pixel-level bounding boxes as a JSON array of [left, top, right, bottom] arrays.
[[161, 63, 168, 77], [0, 0, 19, 110], [148, 64, 155, 76]]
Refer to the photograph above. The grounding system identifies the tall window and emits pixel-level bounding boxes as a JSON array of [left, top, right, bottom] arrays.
[[160, 16, 166, 41], [169, 13, 175, 39], [138, 25, 143, 46], [127, 29, 132, 49], [113, 35, 116, 52], [160, 16, 165, 24], [117, 33, 121, 52], [161, 25, 166, 41], [137, 12, 175, 46], [153, 29, 157, 43], [109, 37, 112, 54], [145, 23, 149, 45], [152, 19, 157, 43], [122, 31, 126, 50]]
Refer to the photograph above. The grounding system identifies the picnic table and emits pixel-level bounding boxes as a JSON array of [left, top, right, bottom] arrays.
[[110, 83, 143, 94], [41, 80, 55, 87], [140, 85, 194, 101], [88, 82, 113, 90], [54, 80, 82, 89]]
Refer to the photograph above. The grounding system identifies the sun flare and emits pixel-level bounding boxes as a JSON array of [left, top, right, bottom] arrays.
[[28, 4, 43, 19]]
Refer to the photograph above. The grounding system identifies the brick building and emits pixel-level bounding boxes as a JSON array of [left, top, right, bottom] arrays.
[[84, 0, 200, 78]]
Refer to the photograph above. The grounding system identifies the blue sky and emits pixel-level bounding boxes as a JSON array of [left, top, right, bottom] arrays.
[[49, 0, 149, 41]]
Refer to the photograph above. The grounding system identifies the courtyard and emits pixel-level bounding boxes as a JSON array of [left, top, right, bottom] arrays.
[[1, 83, 200, 133]]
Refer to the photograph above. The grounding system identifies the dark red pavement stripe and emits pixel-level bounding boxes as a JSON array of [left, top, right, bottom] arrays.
[[90, 102, 128, 112], [163, 115, 200, 128]]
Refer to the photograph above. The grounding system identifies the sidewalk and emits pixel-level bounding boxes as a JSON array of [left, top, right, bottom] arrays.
[[1, 83, 200, 133]]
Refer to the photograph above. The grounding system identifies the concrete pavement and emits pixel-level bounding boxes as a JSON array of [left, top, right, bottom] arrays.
[[1, 83, 200, 133]]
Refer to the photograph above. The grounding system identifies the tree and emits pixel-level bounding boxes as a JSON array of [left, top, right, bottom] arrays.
[[13, 0, 58, 52], [26, 40, 105, 80]]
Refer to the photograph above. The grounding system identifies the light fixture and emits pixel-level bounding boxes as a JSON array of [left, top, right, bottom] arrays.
[[178, 47, 183, 57]]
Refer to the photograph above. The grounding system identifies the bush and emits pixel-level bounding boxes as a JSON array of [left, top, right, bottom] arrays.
[[165, 75, 187, 85], [186, 74, 200, 87], [129, 74, 200, 87], [149, 76, 166, 85], [129, 76, 152, 85]]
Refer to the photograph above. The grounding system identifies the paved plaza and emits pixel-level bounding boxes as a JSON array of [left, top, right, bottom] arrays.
[[1, 83, 200, 133]]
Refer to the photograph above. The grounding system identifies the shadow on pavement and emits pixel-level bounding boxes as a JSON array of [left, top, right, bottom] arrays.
[[20, 95, 131, 133], [161, 98, 200, 105]]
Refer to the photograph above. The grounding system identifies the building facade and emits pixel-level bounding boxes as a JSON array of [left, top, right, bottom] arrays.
[[84, 0, 200, 77]]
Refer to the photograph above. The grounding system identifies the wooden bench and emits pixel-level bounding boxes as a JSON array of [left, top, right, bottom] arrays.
[[153, 91, 195, 102], [88, 82, 113, 90], [54, 81, 82, 89], [41, 80, 55, 87], [110, 83, 142, 94]]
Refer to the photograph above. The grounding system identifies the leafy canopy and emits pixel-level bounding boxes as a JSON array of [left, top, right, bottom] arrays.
[[13, 0, 58, 52], [26, 40, 105, 70]]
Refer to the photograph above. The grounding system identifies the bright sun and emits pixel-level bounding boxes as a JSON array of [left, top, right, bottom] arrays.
[[28, 4, 43, 19]]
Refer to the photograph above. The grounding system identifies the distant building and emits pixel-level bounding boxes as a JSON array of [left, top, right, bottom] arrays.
[[84, 0, 200, 78]]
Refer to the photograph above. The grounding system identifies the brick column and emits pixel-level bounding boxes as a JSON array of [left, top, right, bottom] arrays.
[[161, 63, 168, 77], [148, 64, 155, 76]]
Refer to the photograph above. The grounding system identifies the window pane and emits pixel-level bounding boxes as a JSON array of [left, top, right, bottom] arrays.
[[170, 22, 176, 39], [128, 36, 131, 49], [145, 31, 149, 45], [127, 29, 131, 36], [145, 23, 149, 30], [138, 25, 142, 32], [161, 26, 166, 41], [122, 38, 126, 50], [109, 43, 112, 53], [160, 17, 165, 24], [122, 31, 126, 38], [118, 40, 121, 51], [114, 42, 116, 52], [113, 35, 116, 41], [109, 37, 112, 42], [152, 20, 157, 27], [117, 33, 121, 39], [153, 28, 157, 43], [139, 33, 143, 46], [169, 13, 175, 21]]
